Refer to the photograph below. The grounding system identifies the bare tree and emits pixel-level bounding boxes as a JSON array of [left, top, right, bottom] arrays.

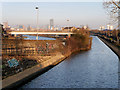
[[103, 0, 120, 44], [103, 0, 120, 25]]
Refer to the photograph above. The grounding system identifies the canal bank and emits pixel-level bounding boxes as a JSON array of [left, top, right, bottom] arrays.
[[2, 45, 91, 89], [2, 52, 66, 89], [2, 36, 117, 88], [98, 36, 120, 59], [21, 36, 118, 88], [2, 36, 92, 89], [2, 44, 92, 89]]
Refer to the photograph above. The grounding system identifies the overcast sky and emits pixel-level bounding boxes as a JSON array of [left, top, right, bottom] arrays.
[[2, 1, 110, 29]]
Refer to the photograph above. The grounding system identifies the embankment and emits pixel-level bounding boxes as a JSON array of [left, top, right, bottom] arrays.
[[2, 38, 92, 89], [98, 36, 120, 59], [2, 53, 65, 89]]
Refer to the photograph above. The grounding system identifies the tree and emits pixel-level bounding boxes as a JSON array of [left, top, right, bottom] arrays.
[[103, 0, 120, 44], [0, 24, 6, 36], [103, 0, 120, 25]]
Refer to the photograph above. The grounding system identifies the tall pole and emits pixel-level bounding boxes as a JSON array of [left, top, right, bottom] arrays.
[[67, 19, 69, 32], [36, 6, 39, 40]]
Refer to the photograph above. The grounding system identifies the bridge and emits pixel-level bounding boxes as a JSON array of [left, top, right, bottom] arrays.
[[8, 31, 73, 35]]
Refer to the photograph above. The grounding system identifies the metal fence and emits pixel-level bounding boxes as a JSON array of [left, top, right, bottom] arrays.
[[2, 43, 56, 56]]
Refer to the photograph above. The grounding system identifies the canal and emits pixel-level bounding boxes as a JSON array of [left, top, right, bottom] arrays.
[[21, 36, 119, 88]]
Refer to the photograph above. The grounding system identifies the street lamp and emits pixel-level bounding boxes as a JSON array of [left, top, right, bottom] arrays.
[[35, 6, 39, 40], [67, 19, 69, 32]]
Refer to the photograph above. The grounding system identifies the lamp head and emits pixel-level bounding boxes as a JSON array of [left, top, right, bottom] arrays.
[[35, 6, 39, 10]]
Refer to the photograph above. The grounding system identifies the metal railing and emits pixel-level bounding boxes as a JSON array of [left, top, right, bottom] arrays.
[[2, 43, 57, 56]]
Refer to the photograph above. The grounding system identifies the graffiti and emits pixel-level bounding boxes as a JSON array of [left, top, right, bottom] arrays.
[[36, 43, 54, 54], [7, 58, 19, 68], [2, 41, 60, 56]]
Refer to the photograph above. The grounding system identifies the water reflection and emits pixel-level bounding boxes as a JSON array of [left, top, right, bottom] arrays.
[[21, 36, 119, 88], [23, 35, 56, 40]]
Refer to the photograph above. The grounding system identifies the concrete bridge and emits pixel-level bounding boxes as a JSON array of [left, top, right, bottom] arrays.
[[8, 31, 73, 35], [8, 31, 73, 38]]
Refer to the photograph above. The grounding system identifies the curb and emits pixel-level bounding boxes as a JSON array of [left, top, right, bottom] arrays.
[[98, 36, 120, 59]]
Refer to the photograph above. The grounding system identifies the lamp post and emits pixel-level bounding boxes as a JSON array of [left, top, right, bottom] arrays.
[[35, 6, 39, 40], [67, 19, 69, 32], [67, 19, 71, 38]]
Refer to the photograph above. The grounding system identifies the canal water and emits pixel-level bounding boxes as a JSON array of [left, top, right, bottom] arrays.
[[21, 36, 119, 88], [23, 35, 56, 40]]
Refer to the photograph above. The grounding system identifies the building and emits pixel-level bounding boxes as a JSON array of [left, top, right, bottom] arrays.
[[19, 25, 25, 31], [110, 26, 113, 30], [76, 27, 81, 30], [27, 25, 32, 31], [99, 26, 105, 30], [82, 25, 90, 30], [62, 27, 76, 32], [11, 28, 15, 31], [3, 22, 8, 29], [50, 19, 54, 30], [3, 22, 11, 31]]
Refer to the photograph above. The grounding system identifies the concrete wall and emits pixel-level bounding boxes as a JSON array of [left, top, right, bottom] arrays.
[[98, 36, 120, 59]]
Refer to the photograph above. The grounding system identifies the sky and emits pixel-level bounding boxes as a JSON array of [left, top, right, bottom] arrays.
[[1, 2, 110, 29], [1, 0, 104, 2]]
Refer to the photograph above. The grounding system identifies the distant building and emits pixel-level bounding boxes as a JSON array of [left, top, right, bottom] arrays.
[[83, 26, 87, 29], [76, 27, 81, 30], [107, 25, 110, 30], [11, 28, 15, 31], [3, 22, 8, 28], [106, 25, 113, 30], [19, 25, 25, 31], [62, 27, 76, 32], [82, 25, 90, 30], [54, 27, 58, 31], [110, 25, 113, 30], [99, 26, 105, 30], [50, 19, 54, 30], [3, 22, 11, 31], [27, 25, 32, 31]]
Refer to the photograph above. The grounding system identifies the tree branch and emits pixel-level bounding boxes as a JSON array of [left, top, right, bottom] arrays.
[[112, 1, 120, 9]]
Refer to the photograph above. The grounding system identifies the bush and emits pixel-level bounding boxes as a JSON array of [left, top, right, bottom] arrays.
[[67, 30, 90, 51]]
